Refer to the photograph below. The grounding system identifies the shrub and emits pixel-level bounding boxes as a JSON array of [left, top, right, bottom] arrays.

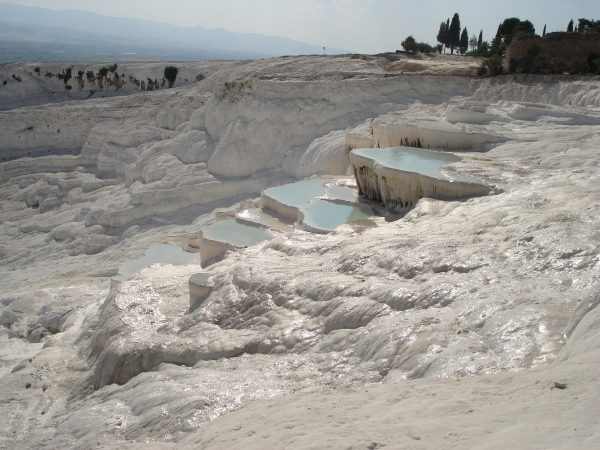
[[98, 67, 109, 78], [550, 58, 568, 74], [417, 42, 434, 54], [569, 57, 589, 74], [519, 55, 534, 73], [401, 36, 418, 54], [164, 66, 178, 88], [63, 67, 72, 85], [3, 80, 7, 85], [86, 70, 95, 81], [508, 58, 519, 73], [34, 66, 40, 74], [78, 70, 84, 79], [588, 52, 600, 73], [526, 42, 541, 59], [108, 63, 118, 73], [479, 54, 504, 77], [533, 55, 550, 74], [594, 58, 600, 75], [486, 54, 505, 76]]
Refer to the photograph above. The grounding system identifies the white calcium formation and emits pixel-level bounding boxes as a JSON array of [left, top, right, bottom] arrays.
[[1, 56, 600, 449]]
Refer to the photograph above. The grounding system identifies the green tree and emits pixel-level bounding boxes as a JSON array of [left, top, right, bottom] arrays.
[[164, 66, 179, 88], [469, 34, 479, 53], [401, 36, 418, 54], [578, 18, 600, 32], [490, 18, 535, 56], [98, 67, 109, 78], [448, 13, 461, 54], [477, 41, 490, 57], [567, 19, 574, 32], [417, 42, 434, 54], [437, 20, 449, 52], [478, 30, 483, 47], [459, 27, 469, 54]]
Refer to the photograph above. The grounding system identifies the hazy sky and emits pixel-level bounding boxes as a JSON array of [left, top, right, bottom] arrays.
[[2, 0, 599, 53]]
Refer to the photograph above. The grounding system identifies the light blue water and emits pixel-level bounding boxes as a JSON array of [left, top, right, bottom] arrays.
[[203, 219, 273, 247], [263, 179, 326, 207], [114, 244, 198, 282], [325, 186, 359, 202], [352, 147, 460, 177], [302, 199, 373, 231]]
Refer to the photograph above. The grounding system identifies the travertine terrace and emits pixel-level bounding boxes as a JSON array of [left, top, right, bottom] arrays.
[[1, 56, 600, 449]]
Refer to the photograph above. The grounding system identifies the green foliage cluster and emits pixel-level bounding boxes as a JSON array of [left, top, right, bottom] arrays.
[[577, 18, 600, 33], [34, 66, 40, 74], [164, 66, 178, 88], [568, 58, 588, 74], [108, 63, 118, 73], [477, 55, 504, 77], [489, 18, 535, 56], [437, 14, 463, 54], [98, 67, 109, 78], [436, 13, 472, 55], [401, 36, 435, 54]]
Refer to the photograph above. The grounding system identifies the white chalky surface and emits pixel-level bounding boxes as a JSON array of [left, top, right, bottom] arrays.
[[1, 56, 600, 449]]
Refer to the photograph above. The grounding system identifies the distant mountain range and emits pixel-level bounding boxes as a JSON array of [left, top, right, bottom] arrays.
[[0, 3, 349, 63]]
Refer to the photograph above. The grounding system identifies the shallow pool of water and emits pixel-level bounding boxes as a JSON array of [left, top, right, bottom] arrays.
[[236, 208, 294, 233], [263, 179, 326, 207], [202, 219, 274, 247], [301, 199, 373, 231], [352, 147, 460, 177], [324, 186, 359, 203], [114, 244, 199, 282]]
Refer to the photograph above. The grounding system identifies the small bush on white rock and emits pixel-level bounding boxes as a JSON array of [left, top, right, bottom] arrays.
[[164, 66, 178, 88]]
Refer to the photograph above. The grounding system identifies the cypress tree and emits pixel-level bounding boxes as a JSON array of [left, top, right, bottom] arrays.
[[448, 13, 461, 54], [460, 28, 469, 54], [478, 30, 483, 47], [436, 20, 450, 53], [543, 24, 546, 37], [567, 19, 574, 32]]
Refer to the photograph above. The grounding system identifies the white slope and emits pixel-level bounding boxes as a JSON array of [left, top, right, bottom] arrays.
[[0, 56, 600, 449]]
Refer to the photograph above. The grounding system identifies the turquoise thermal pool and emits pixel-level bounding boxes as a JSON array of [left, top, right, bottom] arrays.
[[301, 199, 373, 231], [113, 244, 198, 282], [236, 208, 294, 233], [351, 147, 460, 178], [325, 185, 359, 202], [261, 178, 371, 231], [262, 179, 326, 208], [263, 179, 359, 206], [202, 219, 273, 247]]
